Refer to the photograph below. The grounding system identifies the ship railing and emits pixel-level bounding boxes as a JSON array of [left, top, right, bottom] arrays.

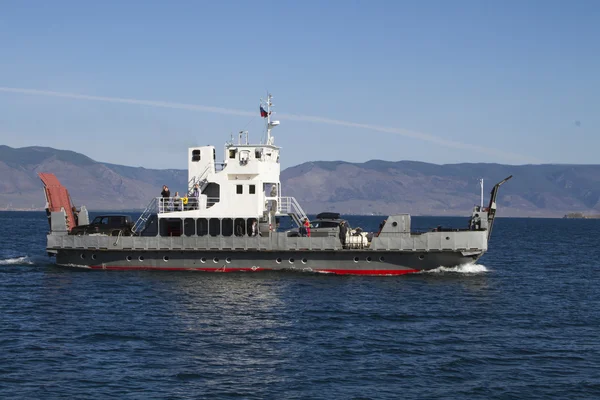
[[159, 197, 183, 213], [49, 233, 348, 252], [50, 229, 487, 252], [157, 196, 221, 213], [277, 196, 308, 226]]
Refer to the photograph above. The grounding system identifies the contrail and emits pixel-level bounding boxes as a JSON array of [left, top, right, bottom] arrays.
[[279, 113, 537, 163], [0, 87, 256, 117], [0, 86, 537, 163]]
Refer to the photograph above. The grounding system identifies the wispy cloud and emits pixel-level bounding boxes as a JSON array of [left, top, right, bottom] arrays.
[[0, 86, 538, 163], [0, 87, 256, 117]]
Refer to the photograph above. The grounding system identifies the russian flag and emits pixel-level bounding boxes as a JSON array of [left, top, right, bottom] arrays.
[[260, 106, 269, 118]]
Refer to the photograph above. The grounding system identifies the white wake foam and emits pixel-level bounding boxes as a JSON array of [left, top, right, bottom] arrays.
[[0, 256, 35, 265], [423, 263, 488, 274]]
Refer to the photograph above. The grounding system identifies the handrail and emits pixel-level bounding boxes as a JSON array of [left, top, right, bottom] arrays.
[[155, 196, 221, 214], [188, 164, 214, 194], [278, 196, 308, 227], [132, 197, 158, 234]]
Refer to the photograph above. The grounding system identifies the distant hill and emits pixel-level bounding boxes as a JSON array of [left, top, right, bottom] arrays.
[[282, 160, 600, 217], [0, 145, 187, 211], [1, 145, 600, 217]]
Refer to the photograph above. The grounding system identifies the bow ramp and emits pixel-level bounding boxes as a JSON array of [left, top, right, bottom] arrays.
[[38, 172, 77, 231]]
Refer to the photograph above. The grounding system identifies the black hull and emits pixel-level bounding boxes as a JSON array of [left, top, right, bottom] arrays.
[[54, 249, 481, 275]]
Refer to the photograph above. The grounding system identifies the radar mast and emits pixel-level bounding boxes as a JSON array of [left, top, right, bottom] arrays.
[[261, 93, 280, 145]]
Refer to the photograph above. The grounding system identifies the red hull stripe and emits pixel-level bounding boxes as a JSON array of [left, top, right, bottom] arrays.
[[89, 265, 263, 272], [86, 265, 420, 275]]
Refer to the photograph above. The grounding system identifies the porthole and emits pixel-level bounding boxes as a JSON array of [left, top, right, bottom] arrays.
[[200, 257, 206, 263], [301, 258, 308, 264], [226, 257, 232, 264], [163, 256, 169, 262], [353, 257, 359, 263], [80, 253, 86, 259], [289, 258, 295, 264], [419, 254, 425, 260], [366, 256, 372, 262], [379, 256, 385, 262], [91, 254, 97, 260], [446, 236, 450, 240], [139, 256, 144, 261], [392, 222, 398, 227], [213, 257, 219, 263], [126, 256, 132, 262], [276, 258, 282, 264]]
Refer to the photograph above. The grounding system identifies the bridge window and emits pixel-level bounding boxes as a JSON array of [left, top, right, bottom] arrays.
[[229, 149, 236, 159], [192, 150, 201, 162], [236, 185, 243, 194], [249, 185, 255, 194]]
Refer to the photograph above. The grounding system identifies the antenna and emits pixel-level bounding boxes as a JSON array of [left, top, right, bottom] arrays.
[[265, 93, 280, 146], [479, 178, 484, 209], [238, 131, 249, 145], [266, 93, 272, 145]]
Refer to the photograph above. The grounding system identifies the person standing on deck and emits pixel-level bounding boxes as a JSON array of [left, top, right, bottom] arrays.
[[191, 184, 200, 210], [173, 192, 181, 211], [299, 221, 307, 236], [303, 218, 311, 237], [250, 219, 260, 236], [161, 185, 170, 212]]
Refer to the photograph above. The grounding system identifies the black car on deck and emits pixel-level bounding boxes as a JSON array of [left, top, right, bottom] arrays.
[[286, 212, 349, 237], [70, 215, 134, 236]]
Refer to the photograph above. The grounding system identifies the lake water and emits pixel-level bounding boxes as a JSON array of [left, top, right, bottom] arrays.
[[1, 212, 599, 399]]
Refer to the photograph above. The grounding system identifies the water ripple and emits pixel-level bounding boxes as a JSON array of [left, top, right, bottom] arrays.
[[1, 213, 600, 399]]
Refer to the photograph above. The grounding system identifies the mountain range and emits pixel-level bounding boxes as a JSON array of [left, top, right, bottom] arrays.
[[1, 145, 600, 217]]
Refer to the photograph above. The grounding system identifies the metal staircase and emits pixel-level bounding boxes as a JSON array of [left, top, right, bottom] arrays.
[[132, 197, 158, 234], [278, 196, 308, 227], [188, 164, 213, 195]]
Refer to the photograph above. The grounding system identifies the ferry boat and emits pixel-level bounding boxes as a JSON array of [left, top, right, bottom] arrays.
[[39, 95, 512, 275]]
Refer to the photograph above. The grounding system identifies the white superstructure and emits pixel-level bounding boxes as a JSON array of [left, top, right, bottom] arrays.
[[135, 94, 307, 236]]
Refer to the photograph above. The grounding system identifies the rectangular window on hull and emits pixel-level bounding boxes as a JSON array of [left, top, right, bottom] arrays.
[[249, 185, 255, 194], [184, 218, 195, 236], [196, 218, 208, 236], [237, 185, 243, 194]]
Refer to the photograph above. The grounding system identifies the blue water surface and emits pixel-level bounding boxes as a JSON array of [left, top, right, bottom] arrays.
[[1, 212, 599, 399]]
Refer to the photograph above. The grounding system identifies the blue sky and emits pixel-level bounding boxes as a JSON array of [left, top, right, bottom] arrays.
[[0, 0, 598, 169]]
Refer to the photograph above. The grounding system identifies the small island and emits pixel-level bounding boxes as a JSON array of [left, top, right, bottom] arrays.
[[563, 212, 600, 219]]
